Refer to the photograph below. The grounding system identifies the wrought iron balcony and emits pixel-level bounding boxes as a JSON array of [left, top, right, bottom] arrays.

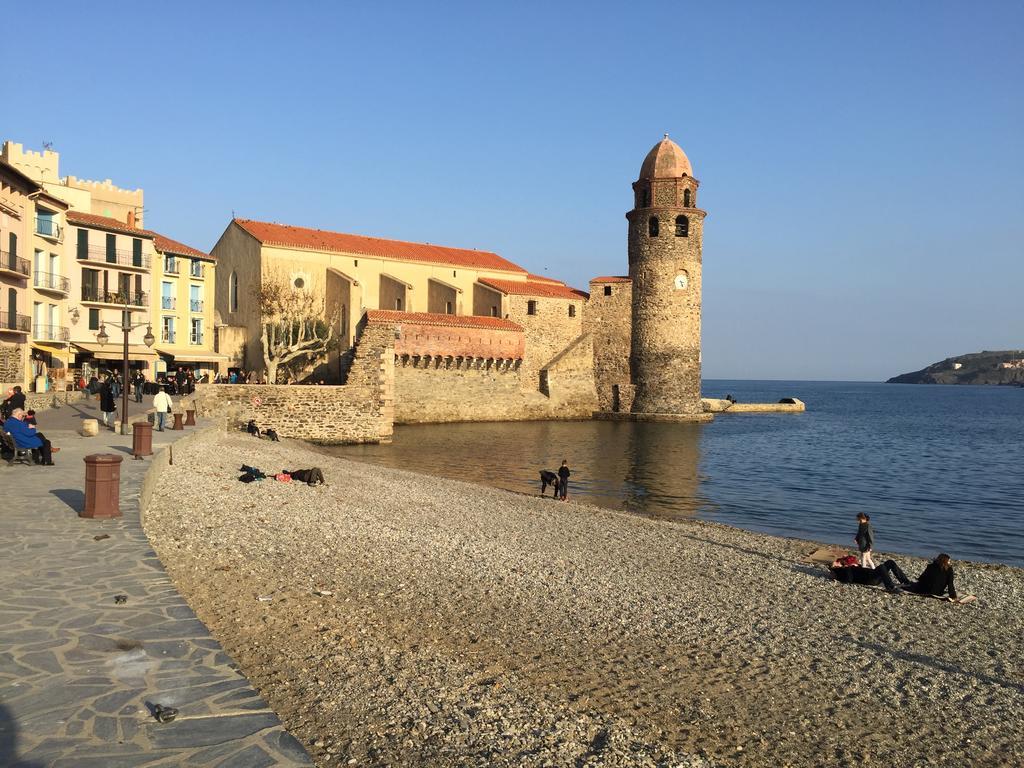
[[33, 271, 70, 294], [190, 299, 204, 312], [33, 324, 70, 342], [0, 311, 31, 333], [162, 296, 176, 310], [0, 250, 31, 278], [77, 245, 150, 270], [81, 286, 149, 307], [165, 259, 180, 275], [189, 262, 205, 278], [35, 218, 63, 241]]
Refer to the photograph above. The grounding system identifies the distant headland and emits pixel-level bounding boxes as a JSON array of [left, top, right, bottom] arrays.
[[887, 350, 1024, 385]]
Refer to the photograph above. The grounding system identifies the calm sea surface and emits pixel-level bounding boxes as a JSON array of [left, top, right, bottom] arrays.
[[320, 381, 1024, 567]]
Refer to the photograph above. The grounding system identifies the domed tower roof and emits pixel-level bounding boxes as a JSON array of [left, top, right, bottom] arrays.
[[638, 134, 692, 179]]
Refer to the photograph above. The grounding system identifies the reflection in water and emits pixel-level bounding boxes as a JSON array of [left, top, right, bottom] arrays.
[[318, 420, 706, 520]]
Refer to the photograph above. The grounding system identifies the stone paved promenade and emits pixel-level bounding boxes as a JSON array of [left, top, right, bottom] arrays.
[[0, 397, 311, 767]]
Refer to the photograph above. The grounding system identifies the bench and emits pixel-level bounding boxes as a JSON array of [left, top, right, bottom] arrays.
[[1, 430, 34, 465]]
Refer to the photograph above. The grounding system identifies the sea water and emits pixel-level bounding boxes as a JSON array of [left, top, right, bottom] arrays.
[[323, 381, 1024, 567]]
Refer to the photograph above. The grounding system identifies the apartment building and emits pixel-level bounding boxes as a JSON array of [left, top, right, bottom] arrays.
[[151, 233, 223, 379], [65, 211, 158, 379]]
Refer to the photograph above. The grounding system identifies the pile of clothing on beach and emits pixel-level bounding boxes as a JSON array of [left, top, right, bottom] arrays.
[[238, 464, 325, 486]]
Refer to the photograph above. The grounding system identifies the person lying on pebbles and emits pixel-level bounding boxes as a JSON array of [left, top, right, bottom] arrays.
[[830, 552, 971, 603]]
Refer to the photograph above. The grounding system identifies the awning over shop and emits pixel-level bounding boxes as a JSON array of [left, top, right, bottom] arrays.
[[72, 342, 159, 362], [32, 343, 71, 358], [154, 349, 230, 363]]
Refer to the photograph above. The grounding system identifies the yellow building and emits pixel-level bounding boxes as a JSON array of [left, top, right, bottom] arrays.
[[150, 232, 223, 379], [211, 218, 583, 379], [1, 140, 221, 383]]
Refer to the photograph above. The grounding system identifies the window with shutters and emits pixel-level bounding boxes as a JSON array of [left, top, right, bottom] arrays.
[[77, 229, 88, 259]]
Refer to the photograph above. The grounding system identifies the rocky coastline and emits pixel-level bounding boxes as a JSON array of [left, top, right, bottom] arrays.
[[143, 430, 1024, 767]]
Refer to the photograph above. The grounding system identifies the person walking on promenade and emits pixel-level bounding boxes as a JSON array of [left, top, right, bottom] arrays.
[[855, 513, 876, 568], [110, 372, 121, 399], [152, 386, 174, 432], [133, 371, 146, 403], [557, 460, 571, 501], [99, 377, 117, 429], [904, 553, 959, 601]]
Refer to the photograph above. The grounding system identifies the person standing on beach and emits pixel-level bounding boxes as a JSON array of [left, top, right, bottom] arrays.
[[855, 513, 875, 568], [557, 460, 571, 501]]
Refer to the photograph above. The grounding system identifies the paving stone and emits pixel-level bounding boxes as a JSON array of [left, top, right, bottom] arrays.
[[215, 744, 277, 768], [0, 409, 310, 766]]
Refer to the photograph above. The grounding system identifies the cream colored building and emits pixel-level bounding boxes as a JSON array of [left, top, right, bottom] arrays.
[[2, 140, 219, 383], [151, 232, 223, 378], [211, 218, 585, 379]]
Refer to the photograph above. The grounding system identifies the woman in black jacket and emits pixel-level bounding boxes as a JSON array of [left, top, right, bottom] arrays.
[[904, 553, 958, 600], [99, 378, 117, 429]]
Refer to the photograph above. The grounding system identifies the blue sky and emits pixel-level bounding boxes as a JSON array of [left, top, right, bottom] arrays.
[[4, 1, 1021, 380]]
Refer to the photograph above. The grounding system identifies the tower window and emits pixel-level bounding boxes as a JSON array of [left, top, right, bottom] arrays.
[[568, 305, 576, 318], [603, 285, 612, 296], [648, 216, 660, 237], [683, 188, 691, 207], [527, 300, 537, 316], [229, 270, 238, 312], [675, 215, 689, 237], [640, 188, 650, 207]]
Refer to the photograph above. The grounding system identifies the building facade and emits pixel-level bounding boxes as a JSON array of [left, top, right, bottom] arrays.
[[211, 219, 586, 381], [2, 140, 220, 386]]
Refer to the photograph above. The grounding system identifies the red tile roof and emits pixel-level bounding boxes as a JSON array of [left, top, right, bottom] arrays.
[[365, 310, 523, 332], [151, 233, 213, 261], [589, 275, 632, 283], [66, 210, 153, 238], [235, 218, 527, 274], [477, 277, 588, 300]]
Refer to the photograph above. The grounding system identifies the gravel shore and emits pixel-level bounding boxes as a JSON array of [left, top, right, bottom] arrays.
[[144, 431, 1024, 767]]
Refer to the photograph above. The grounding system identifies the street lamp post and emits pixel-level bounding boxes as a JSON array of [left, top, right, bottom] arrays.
[[97, 305, 155, 435]]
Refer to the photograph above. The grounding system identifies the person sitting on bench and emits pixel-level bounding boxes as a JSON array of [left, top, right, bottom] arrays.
[[3, 408, 58, 465], [830, 555, 911, 594]]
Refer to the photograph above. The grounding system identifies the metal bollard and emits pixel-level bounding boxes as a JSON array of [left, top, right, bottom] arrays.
[[132, 421, 153, 458], [172, 412, 184, 431], [82, 454, 124, 519], [184, 409, 196, 426]]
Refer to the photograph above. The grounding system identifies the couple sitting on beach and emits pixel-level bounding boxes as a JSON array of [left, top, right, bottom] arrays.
[[830, 553, 964, 601]]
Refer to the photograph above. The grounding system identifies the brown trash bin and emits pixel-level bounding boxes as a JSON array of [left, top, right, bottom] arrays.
[[82, 454, 124, 519], [132, 421, 153, 458], [172, 412, 184, 430], [184, 409, 196, 426]]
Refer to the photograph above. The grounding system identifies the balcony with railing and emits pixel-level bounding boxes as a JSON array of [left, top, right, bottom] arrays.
[[0, 250, 31, 278], [189, 261, 205, 278], [162, 330, 177, 344], [77, 245, 151, 270], [33, 271, 70, 295], [161, 295, 176, 310], [35, 218, 63, 242], [190, 330, 204, 345], [0, 311, 31, 333], [165, 258, 180, 275], [81, 286, 149, 308], [32, 324, 70, 343], [190, 299, 204, 312]]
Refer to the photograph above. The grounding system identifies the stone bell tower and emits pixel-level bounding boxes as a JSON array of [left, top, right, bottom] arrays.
[[627, 134, 707, 418]]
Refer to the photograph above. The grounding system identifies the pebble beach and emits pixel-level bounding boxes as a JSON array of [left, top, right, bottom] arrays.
[[143, 430, 1024, 767]]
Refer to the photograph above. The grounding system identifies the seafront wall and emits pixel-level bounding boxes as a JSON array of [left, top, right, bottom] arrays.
[[189, 323, 395, 444], [393, 333, 597, 424]]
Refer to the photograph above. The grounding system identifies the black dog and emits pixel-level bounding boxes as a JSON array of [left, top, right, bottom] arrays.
[[539, 470, 560, 497]]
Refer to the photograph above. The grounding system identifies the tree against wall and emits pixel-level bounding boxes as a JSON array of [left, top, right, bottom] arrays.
[[257, 274, 338, 384]]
